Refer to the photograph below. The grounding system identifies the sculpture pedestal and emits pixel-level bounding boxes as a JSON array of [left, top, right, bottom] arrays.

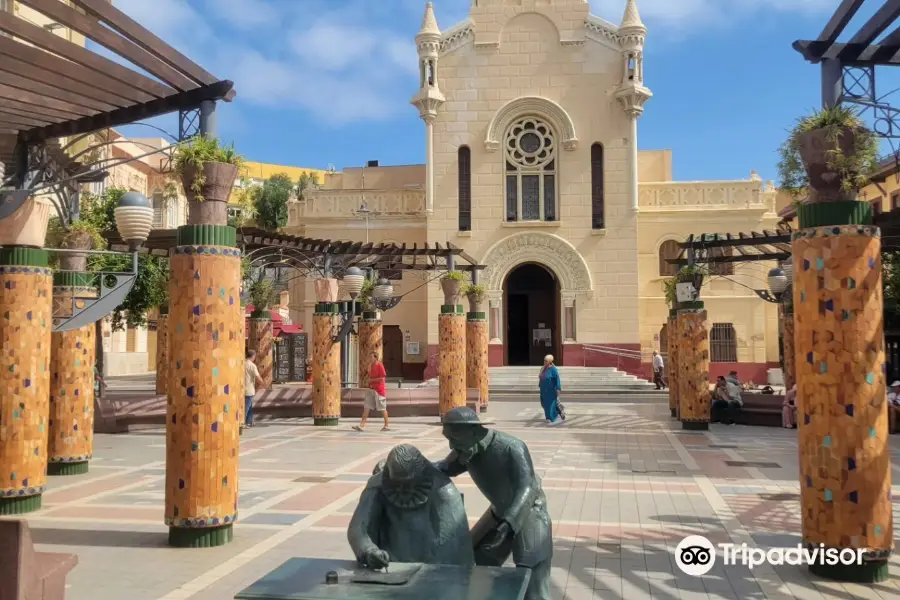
[[466, 313, 489, 413], [48, 272, 97, 476], [667, 311, 678, 418], [312, 304, 340, 426], [0, 248, 52, 514], [164, 227, 242, 548], [439, 306, 466, 417], [235, 559, 531, 600], [249, 316, 273, 388], [793, 224, 891, 582], [358, 314, 382, 390], [677, 306, 710, 431]]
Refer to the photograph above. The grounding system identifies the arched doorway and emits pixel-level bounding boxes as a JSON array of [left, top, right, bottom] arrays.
[[504, 263, 560, 366]]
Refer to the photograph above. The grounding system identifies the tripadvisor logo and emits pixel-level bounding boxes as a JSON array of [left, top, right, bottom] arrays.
[[675, 536, 866, 576]]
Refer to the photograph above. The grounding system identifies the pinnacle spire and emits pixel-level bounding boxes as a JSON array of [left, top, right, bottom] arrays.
[[620, 0, 645, 31], [417, 2, 441, 37]]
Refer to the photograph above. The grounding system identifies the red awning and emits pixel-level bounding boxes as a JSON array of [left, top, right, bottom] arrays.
[[244, 306, 303, 338]]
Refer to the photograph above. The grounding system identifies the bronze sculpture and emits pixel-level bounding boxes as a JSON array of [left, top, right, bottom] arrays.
[[435, 407, 553, 600], [347, 443, 474, 568]]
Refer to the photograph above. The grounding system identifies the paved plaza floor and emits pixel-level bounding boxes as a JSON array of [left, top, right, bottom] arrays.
[[15, 397, 900, 600]]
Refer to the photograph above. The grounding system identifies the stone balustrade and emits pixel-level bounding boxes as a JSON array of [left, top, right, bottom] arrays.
[[288, 189, 426, 224], [639, 181, 776, 212]]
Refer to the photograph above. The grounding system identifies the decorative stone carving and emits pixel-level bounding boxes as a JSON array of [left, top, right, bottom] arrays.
[[481, 232, 592, 297], [440, 21, 474, 55], [485, 97, 578, 153], [639, 181, 766, 210]]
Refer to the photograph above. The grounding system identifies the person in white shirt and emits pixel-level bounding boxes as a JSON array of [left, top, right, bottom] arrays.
[[244, 349, 265, 429], [651, 351, 666, 390]]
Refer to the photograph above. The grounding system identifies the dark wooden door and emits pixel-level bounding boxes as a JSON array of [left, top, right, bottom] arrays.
[[383, 325, 404, 378]]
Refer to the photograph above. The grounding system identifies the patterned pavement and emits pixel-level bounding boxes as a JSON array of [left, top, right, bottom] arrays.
[[12, 398, 900, 600]]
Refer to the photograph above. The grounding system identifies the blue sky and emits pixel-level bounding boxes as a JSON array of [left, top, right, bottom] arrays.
[[114, 0, 900, 183]]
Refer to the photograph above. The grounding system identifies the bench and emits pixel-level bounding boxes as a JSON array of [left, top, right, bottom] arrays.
[[711, 393, 786, 427], [0, 519, 78, 600]]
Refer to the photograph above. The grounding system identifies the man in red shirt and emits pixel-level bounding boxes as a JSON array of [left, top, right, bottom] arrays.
[[354, 351, 390, 432]]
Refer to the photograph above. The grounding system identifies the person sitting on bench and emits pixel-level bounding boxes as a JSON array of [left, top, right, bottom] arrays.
[[712, 371, 743, 425]]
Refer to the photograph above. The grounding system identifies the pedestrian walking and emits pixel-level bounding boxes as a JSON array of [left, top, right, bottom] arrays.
[[652, 351, 666, 389], [244, 349, 264, 429], [782, 384, 797, 428], [539, 354, 563, 425], [354, 351, 390, 432]]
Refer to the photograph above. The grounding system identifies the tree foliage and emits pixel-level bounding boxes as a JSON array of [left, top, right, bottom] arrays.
[[884, 251, 900, 333], [295, 171, 320, 201], [252, 173, 293, 230]]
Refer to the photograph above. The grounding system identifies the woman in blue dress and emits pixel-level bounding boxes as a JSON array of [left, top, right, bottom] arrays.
[[538, 354, 562, 424]]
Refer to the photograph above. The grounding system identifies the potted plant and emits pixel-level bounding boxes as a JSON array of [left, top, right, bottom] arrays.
[[777, 105, 878, 204], [248, 279, 278, 318], [675, 265, 706, 296], [464, 283, 486, 313], [0, 195, 53, 248], [357, 278, 376, 316], [440, 269, 466, 306], [173, 135, 243, 225], [663, 277, 678, 309]]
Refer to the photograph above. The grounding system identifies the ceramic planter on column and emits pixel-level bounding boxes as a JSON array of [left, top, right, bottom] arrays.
[[792, 199, 891, 582], [312, 299, 340, 425], [358, 312, 382, 390], [164, 225, 242, 548], [48, 271, 98, 476], [439, 303, 466, 416], [0, 248, 52, 514], [466, 308, 489, 413], [181, 162, 239, 225]]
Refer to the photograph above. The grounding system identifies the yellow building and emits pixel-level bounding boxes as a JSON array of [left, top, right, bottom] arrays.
[[280, 0, 785, 383]]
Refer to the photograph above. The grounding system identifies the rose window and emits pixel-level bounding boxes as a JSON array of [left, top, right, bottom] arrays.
[[504, 117, 557, 222]]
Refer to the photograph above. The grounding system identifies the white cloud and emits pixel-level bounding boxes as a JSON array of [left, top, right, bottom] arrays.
[[591, 0, 834, 27]]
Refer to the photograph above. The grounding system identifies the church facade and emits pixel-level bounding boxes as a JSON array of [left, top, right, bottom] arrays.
[[286, 0, 783, 383]]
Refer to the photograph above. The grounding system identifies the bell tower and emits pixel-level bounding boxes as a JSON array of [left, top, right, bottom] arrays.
[[410, 2, 445, 214], [614, 0, 652, 211]]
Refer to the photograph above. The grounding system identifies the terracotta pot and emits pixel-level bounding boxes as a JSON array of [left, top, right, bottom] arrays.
[[0, 196, 52, 248], [182, 161, 239, 225], [797, 126, 859, 203], [59, 229, 93, 272], [467, 293, 485, 314], [315, 278, 339, 303], [441, 278, 462, 306]]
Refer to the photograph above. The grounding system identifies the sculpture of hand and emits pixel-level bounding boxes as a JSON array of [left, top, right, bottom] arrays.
[[363, 548, 390, 570]]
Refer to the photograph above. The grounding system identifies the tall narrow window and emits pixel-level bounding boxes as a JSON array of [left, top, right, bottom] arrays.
[[504, 117, 557, 222], [591, 143, 605, 229], [458, 146, 472, 231], [658, 240, 680, 277]]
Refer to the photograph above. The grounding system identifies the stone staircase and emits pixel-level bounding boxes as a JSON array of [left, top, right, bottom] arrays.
[[489, 366, 661, 395]]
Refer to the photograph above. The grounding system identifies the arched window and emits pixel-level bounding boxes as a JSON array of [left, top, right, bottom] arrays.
[[504, 116, 556, 222], [591, 143, 604, 229], [458, 146, 471, 232], [658, 240, 680, 277]]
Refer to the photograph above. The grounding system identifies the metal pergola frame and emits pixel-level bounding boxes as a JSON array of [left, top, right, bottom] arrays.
[[0, 0, 234, 187], [106, 227, 488, 279]]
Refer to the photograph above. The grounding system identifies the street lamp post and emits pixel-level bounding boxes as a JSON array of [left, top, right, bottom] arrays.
[[335, 267, 365, 388]]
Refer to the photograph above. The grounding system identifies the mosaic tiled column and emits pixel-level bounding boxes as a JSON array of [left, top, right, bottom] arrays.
[[466, 311, 489, 413], [0, 248, 52, 514], [793, 223, 891, 582], [358, 312, 382, 390], [677, 306, 711, 430], [439, 305, 466, 417], [667, 311, 679, 418], [156, 309, 168, 395], [165, 227, 243, 548], [781, 306, 796, 391], [248, 314, 273, 388], [48, 273, 97, 476], [312, 302, 340, 426]]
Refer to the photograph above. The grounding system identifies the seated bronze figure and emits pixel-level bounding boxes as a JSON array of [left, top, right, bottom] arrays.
[[347, 443, 474, 569]]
